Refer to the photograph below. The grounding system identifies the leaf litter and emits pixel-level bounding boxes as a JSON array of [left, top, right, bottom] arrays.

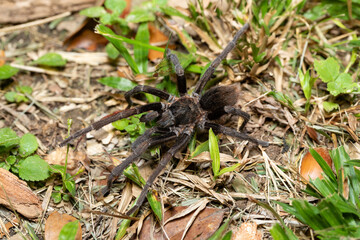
[[0, 0, 359, 239]]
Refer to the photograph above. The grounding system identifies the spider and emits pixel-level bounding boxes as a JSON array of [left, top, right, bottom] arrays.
[[60, 22, 268, 215]]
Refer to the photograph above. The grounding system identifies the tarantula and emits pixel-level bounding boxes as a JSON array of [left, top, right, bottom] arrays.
[[60, 22, 268, 215]]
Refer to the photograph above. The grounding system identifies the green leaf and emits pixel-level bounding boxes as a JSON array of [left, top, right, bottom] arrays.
[[32, 53, 67, 67], [16, 85, 33, 94], [4, 91, 28, 103], [58, 220, 79, 240], [19, 133, 38, 157], [327, 73, 357, 96], [79, 6, 107, 17], [105, 0, 127, 14], [96, 25, 139, 74], [314, 57, 339, 83], [19, 155, 50, 181], [218, 163, 241, 176], [112, 119, 129, 130], [65, 179, 76, 196], [98, 76, 137, 91], [6, 155, 16, 165], [299, 69, 315, 100], [323, 101, 339, 112], [0, 65, 19, 80], [270, 223, 299, 240], [222, 231, 232, 240], [0, 162, 10, 171], [208, 218, 231, 240], [0, 128, 19, 149], [209, 128, 220, 177], [126, 8, 155, 23], [51, 192, 62, 203], [147, 191, 162, 221], [191, 139, 210, 158], [160, 5, 192, 22], [134, 22, 150, 73], [105, 43, 120, 60], [309, 148, 336, 182]]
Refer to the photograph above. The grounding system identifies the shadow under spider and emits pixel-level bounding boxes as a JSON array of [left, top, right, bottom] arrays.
[[60, 22, 269, 215]]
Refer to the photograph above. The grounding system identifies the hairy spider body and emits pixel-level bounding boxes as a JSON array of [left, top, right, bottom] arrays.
[[60, 23, 269, 215]]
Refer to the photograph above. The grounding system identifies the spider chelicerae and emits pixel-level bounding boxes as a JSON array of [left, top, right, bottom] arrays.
[[60, 22, 269, 215]]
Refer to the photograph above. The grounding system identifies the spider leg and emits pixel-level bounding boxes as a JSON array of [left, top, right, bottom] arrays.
[[59, 102, 164, 147], [166, 49, 187, 96], [204, 122, 269, 147], [126, 129, 192, 215], [125, 85, 174, 109], [224, 106, 250, 130], [193, 23, 249, 94], [102, 129, 177, 196]]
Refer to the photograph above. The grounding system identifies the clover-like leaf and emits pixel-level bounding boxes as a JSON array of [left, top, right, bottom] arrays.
[[327, 73, 357, 96], [19, 155, 50, 181], [32, 53, 66, 67], [0, 128, 19, 150], [323, 101, 339, 112], [314, 57, 339, 83], [19, 133, 38, 157]]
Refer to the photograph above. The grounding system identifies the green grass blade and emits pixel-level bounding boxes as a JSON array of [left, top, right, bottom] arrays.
[[309, 148, 336, 182], [134, 22, 150, 73], [209, 128, 220, 177], [96, 24, 139, 74]]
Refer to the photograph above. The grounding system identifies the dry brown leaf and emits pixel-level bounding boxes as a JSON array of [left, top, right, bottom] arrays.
[[306, 125, 320, 144], [348, 113, 358, 132], [44, 211, 82, 240], [45, 147, 87, 175], [148, 23, 170, 61], [0, 168, 42, 219], [0, 218, 19, 238], [0, 50, 5, 66], [66, 29, 108, 51], [232, 222, 262, 240], [138, 206, 224, 240], [188, 22, 221, 53]]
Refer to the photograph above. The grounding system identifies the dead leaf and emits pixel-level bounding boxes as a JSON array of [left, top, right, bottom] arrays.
[[348, 113, 358, 132], [45, 147, 87, 175], [139, 206, 224, 240], [44, 211, 82, 240], [148, 23, 169, 61], [306, 126, 319, 144], [0, 168, 42, 219], [232, 222, 262, 240], [66, 29, 108, 51], [0, 50, 5, 66], [0, 218, 19, 238]]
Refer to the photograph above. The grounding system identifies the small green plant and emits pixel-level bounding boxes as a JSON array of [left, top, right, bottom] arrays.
[[58, 220, 79, 240], [112, 113, 147, 142], [298, 69, 316, 113], [0, 128, 50, 181], [209, 128, 242, 180], [50, 119, 81, 203], [31, 52, 67, 67], [273, 146, 360, 239], [4, 85, 33, 103], [0, 64, 19, 80], [314, 57, 358, 97]]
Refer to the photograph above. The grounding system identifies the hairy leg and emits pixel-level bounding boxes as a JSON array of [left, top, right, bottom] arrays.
[[166, 49, 187, 96], [204, 122, 269, 147], [193, 23, 249, 94], [224, 106, 250, 130], [126, 129, 192, 215], [59, 102, 164, 147], [125, 85, 174, 108], [102, 130, 177, 196]]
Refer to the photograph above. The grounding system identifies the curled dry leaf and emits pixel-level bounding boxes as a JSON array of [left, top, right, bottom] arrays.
[[139, 206, 224, 240], [0, 168, 42, 219], [306, 126, 320, 144], [0, 50, 5, 66], [148, 23, 170, 61], [232, 222, 262, 240], [300, 148, 332, 182], [45, 147, 87, 175], [44, 211, 82, 240]]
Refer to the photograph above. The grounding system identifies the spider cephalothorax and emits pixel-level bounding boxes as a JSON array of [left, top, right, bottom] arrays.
[[60, 22, 268, 215]]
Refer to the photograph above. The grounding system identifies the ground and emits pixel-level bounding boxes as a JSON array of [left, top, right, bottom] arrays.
[[0, 0, 359, 239]]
